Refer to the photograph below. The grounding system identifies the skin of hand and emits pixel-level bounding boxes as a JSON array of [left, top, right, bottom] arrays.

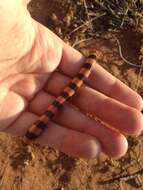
[[0, 0, 143, 159]]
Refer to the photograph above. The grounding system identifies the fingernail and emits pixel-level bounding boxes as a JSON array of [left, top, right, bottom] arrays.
[[90, 139, 102, 159], [84, 138, 102, 159]]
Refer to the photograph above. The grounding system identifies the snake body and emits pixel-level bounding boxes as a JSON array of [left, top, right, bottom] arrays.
[[24, 54, 96, 142]]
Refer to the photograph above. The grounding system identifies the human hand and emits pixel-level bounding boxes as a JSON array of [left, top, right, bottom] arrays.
[[0, 0, 143, 159]]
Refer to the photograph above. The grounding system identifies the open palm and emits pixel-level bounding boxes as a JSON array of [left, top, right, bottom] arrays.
[[0, 1, 143, 159]]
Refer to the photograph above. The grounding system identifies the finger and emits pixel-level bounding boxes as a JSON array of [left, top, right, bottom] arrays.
[[5, 112, 101, 159], [6, 73, 49, 100], [0, 91, 27, 131], [29, 90, 128, 158], [0, 81, 9, 103], [59, 43, 143, 110], [44, 72, 143, 135]]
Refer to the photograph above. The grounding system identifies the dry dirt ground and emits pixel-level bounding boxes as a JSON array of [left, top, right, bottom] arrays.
[[0, 1, 143, 190]]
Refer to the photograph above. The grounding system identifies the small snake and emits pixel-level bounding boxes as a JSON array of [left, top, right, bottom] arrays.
[[24, 54, 96, 143]]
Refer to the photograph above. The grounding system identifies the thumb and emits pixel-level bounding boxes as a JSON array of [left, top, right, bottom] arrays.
[[25, 0, 31, 4], [0, 0, 36, 64], [0, 0, 27, 32]]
